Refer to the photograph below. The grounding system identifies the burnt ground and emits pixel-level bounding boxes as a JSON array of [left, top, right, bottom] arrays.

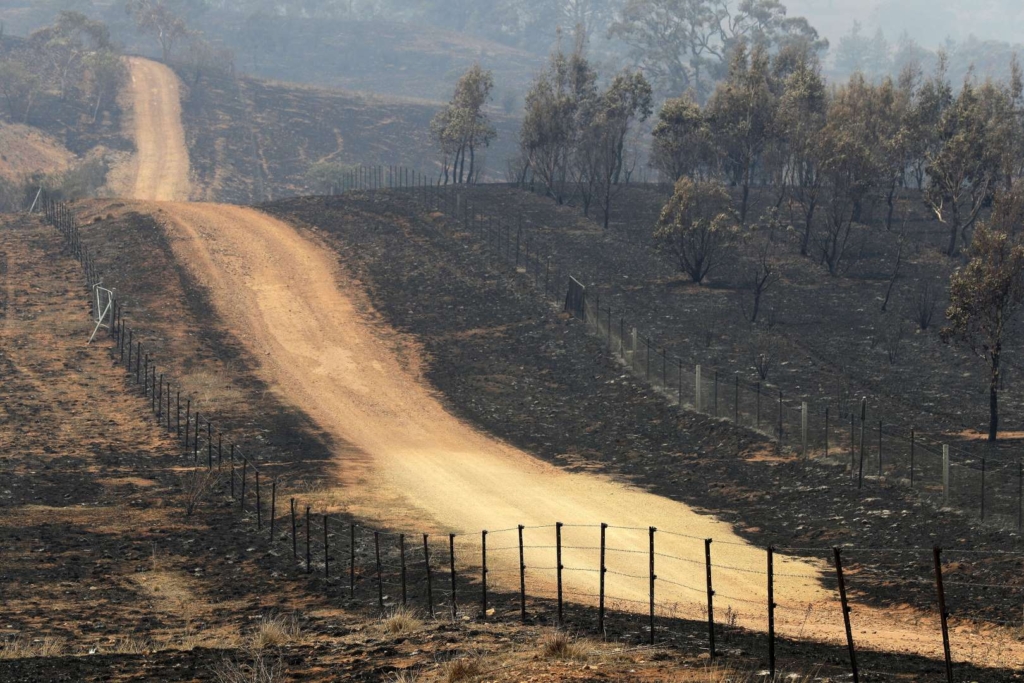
[[3, 212, 852, 682], [265, 193, 1024, 651], [428, 184, 1024, 469], [0, 193, 1003, 679]]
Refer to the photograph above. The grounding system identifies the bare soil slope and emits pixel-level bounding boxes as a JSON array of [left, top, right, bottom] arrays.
[[0, 122, 74, 181]]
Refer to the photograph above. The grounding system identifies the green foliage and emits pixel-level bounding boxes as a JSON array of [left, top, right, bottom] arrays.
[[705, 40, 776, 224], [519, 31, 597, 202], [651, 94, 710, 182], [925, 76, 1008, 256], [654, 176, 737, 283], [430, 63, 496, 184], [942, 188, 1024, 440], [0, 11, 124, 125]]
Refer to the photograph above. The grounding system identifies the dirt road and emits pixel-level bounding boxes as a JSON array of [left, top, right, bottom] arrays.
[[114, 59, 1024, 668], [123, 58, 190, 201]]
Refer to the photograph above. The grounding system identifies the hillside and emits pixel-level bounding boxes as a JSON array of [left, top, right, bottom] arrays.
[[173, 66, 520, 203]]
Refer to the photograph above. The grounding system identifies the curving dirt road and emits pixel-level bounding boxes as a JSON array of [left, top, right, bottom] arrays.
[[115, 59, 1024, 669]]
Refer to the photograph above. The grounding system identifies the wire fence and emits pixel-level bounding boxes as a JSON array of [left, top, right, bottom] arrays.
[[359, 174, 1024, 533], [38, 188, 1024, 682]]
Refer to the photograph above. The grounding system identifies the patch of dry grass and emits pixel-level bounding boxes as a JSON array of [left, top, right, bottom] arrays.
[[108, 636, 152, 655], [214, 652, 284, 683], [0, 636, 67, 659], [381, 606, 422, 636]]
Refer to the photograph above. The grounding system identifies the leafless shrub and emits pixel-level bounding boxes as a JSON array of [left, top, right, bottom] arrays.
[[883, 313, 905, 365], [750, 329, 780, 381], [915, 283, 938, 330], [181, 467, 218, 517], [834, 380, 852, 419], [694, 308, 716, 348]]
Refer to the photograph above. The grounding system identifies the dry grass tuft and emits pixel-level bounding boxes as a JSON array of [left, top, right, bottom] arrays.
[[387, 672, 423, 683], [381, 606, 422, 636], [439, 655, 484, 682], [109, 636, 151, 655], [249, 614, 302, 651], [0, 636, 67, 659], [214, 652, 284, 683], [539, 630, 590, 662]]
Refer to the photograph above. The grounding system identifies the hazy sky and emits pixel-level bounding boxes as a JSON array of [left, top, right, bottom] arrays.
[[787, 0, 1024, 47]]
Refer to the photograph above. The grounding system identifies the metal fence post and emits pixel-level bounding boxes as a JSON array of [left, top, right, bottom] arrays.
[[323, 515, 329, 578], [270, 481, 276, 539], [400, 534, 407, 607], [834, 547, 859, 682], [449, 533, 457, 620], [942, 445, 950, 504], [481, 530, 488, 617], [556, 522, 564, 625], [910, 427, 916, 486], [648, 526, 656, 645], [375, 531, 384, 610], [825, 406, 830, 459], [767, 546, 776, 679], [517, 525, 526, 622], [695, 365, 702, 412], [305, 506, 311, 574], [350, 524, 356, 598], [877, 420, 883, 477], [704, 539, 715, 659], [423, 534, 434, 618], [599, 523, 607, 634], [290, 499, 297, 559], [801, 402, 808, 459], [933, 547, 954, 683]]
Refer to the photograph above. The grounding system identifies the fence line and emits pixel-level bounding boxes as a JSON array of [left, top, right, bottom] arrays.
[[381, 178, 1024, 532], [37, 187, 1024, 681]]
